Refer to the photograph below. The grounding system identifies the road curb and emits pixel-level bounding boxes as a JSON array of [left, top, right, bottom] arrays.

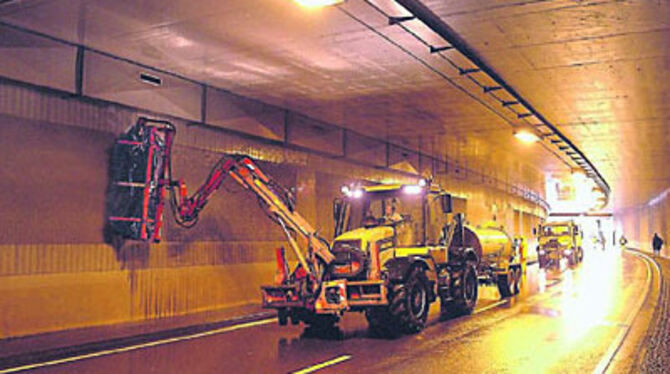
[[631, 249, 670, 373]]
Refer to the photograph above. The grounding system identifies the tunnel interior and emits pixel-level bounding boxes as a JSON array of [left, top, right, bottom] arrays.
[[0, 3, 668, 369]]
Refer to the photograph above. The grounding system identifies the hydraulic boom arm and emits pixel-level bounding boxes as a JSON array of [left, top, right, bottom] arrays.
[[108, 118, 334, 282], [172, 152, 335, 276]]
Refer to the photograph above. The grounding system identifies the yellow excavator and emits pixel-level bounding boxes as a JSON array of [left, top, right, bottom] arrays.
[[107, 118, 523, 336]]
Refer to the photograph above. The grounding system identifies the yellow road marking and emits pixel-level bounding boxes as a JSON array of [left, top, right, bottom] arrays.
[[0, 318, 277, 374], [291, 355, 352, 374]]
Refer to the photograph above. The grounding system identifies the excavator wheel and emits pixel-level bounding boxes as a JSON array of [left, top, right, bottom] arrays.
[[568, 251, 577, 266], [538, 253, 547, 269], [497, 272, 514, 298], [389, 266, 430, 334], [278, 309, 288, 326], [497, 266, 522, 298], [442, 261, 478, 317]]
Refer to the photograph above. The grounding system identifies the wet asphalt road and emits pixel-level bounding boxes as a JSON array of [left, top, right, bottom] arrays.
[[25, 248, 649, 374]]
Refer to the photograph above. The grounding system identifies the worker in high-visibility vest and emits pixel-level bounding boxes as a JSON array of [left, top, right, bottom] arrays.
[[515, 236, 528, 276]]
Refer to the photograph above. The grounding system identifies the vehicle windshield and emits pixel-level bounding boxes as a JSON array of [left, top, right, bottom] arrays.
[[338, 189, 428, 246], [542, 225, 570, 236], [345, 190, 423, 230], [335, 187, 452, 246]]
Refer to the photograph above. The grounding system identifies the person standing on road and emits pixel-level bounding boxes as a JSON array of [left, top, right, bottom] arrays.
[[652, 232, 663, 257], [619, 235, 628, 248]]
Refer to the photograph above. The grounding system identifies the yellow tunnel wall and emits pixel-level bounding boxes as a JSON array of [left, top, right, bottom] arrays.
[[0, 81, 546, 339]]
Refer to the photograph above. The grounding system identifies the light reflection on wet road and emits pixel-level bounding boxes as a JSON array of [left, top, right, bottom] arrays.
[[28, 247, 648, 374]]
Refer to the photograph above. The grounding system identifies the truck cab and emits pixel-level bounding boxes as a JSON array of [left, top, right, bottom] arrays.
[[332, 183, 456, 274], [324, 182, 480, 335], [536, 221, 584, 269]]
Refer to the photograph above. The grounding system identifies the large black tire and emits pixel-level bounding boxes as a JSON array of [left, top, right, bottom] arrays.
[[497, 272, 513, 298], [278, 308, 288, 326], [442, 262, 478, 316], [577, 247, 584, 263], [389, 267, 430, 334], [513, 267, 522, 295], [367, 267, 429, 336], [567, 248, 577, 266]]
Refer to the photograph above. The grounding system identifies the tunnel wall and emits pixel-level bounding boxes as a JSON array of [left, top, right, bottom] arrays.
[[614, 191, 669, 257], [0, 84, 546, 339]]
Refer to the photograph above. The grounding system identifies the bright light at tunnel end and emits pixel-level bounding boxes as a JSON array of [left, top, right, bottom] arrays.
[[514, 130, 540, 144], [292, 0, 345, 8], [403, 185, 423, 195]]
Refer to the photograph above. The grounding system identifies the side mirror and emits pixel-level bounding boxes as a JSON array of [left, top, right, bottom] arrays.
[[333, 198, 342, 221], [440, 193, 453, 213]]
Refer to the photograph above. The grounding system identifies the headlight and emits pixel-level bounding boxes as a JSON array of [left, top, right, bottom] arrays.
[[563, 249, 572, 256], [538, 250, 546, 255]]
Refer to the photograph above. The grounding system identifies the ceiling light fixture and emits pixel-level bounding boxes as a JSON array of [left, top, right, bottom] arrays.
[[514, 130, 539, 144], [292, 0, 345, 8]]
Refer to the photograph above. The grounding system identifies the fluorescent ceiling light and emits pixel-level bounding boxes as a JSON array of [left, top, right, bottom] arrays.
[[514, 130, 539, 144], [293, 0, 345, 8]]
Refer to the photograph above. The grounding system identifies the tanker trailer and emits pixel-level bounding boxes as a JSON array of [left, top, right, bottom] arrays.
[[467, 222, 524, 298]]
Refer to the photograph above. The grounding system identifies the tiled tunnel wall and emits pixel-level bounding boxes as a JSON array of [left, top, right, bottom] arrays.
[[615, 192, 670, 257], [0, 24, 547, 339]]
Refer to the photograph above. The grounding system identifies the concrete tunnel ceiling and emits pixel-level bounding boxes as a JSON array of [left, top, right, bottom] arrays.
[[1, 0, 668, 211]]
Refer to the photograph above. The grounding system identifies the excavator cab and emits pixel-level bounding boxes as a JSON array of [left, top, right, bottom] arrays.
[[334, 183, 452, 246]]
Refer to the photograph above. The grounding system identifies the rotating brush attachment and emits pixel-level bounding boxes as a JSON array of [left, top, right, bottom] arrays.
[[106, 118, 174, 242]]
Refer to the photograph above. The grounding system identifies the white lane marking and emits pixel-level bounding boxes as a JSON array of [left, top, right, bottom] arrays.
[[473, 299, 508, 314], [591, 250, 656, 374], [291, 355, 352, 374], [0, 318, 277, 374]]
